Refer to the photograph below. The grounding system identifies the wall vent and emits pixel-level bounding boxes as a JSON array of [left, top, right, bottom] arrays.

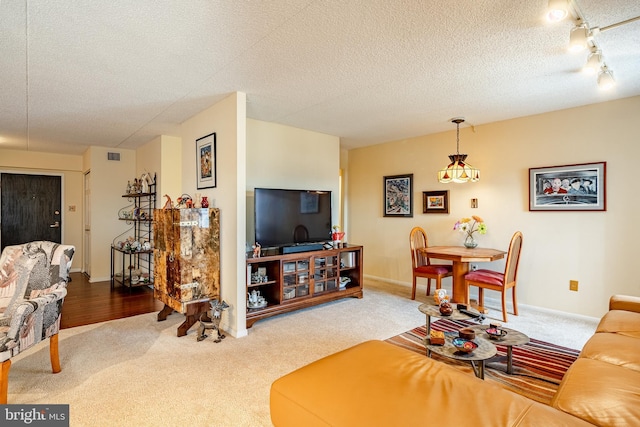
[[107, 152, 121, 161]]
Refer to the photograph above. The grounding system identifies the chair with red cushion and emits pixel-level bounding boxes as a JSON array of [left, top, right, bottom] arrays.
[[409, 227, 453, 300], [465, 231, 523, 322]]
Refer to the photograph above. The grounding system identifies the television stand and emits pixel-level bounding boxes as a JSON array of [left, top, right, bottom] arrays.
[[246, 244, 363, 327]]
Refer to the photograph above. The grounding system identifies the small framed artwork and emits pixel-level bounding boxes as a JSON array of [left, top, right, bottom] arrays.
[[529, 162, 606, 211], [196, 132, 216, 189], [423, 190, 449, 214], [383, 174, 413, 217]]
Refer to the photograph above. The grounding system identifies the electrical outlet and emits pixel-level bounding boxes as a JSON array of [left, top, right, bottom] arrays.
[[570, 280, 578, 291], [471, 264, 478, 271]]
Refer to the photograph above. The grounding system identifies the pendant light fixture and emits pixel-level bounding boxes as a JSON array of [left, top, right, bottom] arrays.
[[437, 118, 480, 183]]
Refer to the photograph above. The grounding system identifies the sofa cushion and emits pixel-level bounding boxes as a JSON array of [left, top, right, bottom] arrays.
[[552, 358, 640, 426], [271, 340, 591, 427], [596, 310, 640, 339], [581, 332, 640, 372]]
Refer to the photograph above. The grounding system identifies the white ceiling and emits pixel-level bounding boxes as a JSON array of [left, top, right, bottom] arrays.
[[1, 0, 639, 155]]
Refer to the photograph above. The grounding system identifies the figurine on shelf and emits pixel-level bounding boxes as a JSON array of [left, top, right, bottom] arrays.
[[252, 242, 261, 258], [162, 194, 173, 209], [201, 196, 209, 208]]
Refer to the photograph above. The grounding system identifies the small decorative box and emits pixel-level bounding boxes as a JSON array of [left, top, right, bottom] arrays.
[[430, 330, 445, 346]]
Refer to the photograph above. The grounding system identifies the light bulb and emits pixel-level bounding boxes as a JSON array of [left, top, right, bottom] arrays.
[[547, 0, 569, 22]]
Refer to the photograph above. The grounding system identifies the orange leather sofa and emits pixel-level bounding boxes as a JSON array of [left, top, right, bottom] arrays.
[[551, 294, 640, 426], [270, 295, 640, 426]]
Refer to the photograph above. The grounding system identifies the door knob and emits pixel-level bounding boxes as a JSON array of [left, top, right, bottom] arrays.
[[50, 221, 60, 228]]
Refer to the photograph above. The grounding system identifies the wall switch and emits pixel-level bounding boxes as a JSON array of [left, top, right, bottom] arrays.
[[569, 280, 578, 291], [471, 198, 478, 208], [68, 205, 76, 212]]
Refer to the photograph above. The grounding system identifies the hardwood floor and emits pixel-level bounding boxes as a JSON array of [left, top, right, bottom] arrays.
[[61, 272, 164, 329]]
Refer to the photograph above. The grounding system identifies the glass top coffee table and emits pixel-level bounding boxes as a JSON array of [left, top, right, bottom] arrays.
[[425, 332, 497, 379], [467, 325, 530, 374]]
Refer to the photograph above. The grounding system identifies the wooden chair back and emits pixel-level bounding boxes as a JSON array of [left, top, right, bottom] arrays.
[[504, 231, 523, 285], [410, 227, 428, 269]]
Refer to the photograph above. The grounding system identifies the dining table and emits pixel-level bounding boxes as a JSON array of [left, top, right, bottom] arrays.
[[419, 246, 507, 309]]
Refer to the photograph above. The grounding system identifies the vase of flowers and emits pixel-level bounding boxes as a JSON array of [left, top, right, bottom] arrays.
[[454, 216, 486, 248]]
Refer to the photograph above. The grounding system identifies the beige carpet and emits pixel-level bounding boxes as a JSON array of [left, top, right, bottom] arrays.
[[8, 279, 598, 426]]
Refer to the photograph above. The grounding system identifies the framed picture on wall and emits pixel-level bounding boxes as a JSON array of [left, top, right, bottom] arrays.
[[196, 132, 216, 189], [529, 162, 606, 211], [383, 174, 413, 217], [422, 190, 449, 214]]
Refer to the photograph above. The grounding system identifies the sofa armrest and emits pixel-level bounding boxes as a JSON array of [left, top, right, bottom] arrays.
[[609, 295, 640, 313]]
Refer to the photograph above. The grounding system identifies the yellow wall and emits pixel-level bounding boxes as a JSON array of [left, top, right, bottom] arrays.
[[83, 146, 137, 281], [0, 148, 84, 271], [347, 95, 640, 319], [181, 92, 247, 337], [245, 118, 341, 247]]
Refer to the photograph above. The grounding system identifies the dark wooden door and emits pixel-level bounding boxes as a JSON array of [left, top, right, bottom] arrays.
[[1, 173, 62, 251]]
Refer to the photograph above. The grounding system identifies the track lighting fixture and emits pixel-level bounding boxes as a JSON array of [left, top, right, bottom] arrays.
[[597, 65, 615, 90], [546, 0, 639, 89], [438, 118, 479, 184]]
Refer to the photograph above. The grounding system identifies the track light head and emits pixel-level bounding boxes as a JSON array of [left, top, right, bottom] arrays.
[[569, 24, 591, 52], [597, 65, 615, 90], [547, 0, 569, 22], [583, 48, 602, 74]]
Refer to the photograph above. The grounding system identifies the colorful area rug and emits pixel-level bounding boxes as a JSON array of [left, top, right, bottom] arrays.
[[385, 318, 580, 404]]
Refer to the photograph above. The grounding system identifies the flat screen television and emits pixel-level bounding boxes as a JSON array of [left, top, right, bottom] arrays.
[[254, 188, 332, 248]]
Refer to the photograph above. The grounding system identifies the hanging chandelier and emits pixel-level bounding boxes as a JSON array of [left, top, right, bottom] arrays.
[[437, 118, 480, 183]]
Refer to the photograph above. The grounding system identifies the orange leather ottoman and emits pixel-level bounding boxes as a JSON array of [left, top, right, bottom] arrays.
[[270, 340, 590, 427]]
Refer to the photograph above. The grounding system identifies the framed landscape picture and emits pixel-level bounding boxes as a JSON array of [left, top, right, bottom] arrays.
[[383, 174, 413, 217], [423, 190, 449, 214], [529, 162, 606, 211], [196, 133, 216, 189]]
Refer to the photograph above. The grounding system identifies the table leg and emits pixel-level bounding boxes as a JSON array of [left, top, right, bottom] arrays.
[[451, 261, 470, 303], [506, 346, 514, 374], [426, 314, 432, 357], [470, 360, 485, 380]]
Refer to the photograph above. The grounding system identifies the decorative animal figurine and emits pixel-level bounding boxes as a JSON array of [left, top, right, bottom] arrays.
[[197, 299, 229, 343]]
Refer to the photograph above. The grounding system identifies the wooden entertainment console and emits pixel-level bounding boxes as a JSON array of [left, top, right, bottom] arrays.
[[246, 244, 363, 327]]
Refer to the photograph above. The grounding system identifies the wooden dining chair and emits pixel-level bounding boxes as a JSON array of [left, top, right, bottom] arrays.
[[464, 231, 523, 322], [409, 227, 453, 300]]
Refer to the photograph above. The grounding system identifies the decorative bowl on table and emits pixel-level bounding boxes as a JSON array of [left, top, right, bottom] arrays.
[[439, 302, 453, 316], [486, 327, 508, 340], [458, 327, 476, 340], [452, 337, 478, 353]]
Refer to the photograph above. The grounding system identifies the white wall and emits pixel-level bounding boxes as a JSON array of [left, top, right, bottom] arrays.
[[347, 96, 640, 319], [181, 92, 247, 337], [246, 118, 341, 248], [83, 146, 137, 281]]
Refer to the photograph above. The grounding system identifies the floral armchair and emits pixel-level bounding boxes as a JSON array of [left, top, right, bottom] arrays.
[[0, 241, 75, 403]]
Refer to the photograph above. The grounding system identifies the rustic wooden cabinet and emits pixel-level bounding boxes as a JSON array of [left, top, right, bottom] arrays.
[[246, 245, 363, 327], [153, 208, 221, 336]]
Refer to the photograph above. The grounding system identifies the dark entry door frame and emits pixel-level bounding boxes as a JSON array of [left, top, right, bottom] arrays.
[[0, 170, 65, 251]]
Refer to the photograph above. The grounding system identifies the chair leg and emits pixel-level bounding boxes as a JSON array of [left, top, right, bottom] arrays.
[[426, 278, 432, 297], [411, 276, 417, 300], [0, 359, 10, 404], [478, 288, 484, 308], [501, 291, 508, 323], [512, 288, 518, 316], [50, 333, 61, 374], [435, 277, 442, 292]]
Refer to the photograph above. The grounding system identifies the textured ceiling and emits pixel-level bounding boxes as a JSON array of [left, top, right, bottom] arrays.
[[1, 0, 639, 155]]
